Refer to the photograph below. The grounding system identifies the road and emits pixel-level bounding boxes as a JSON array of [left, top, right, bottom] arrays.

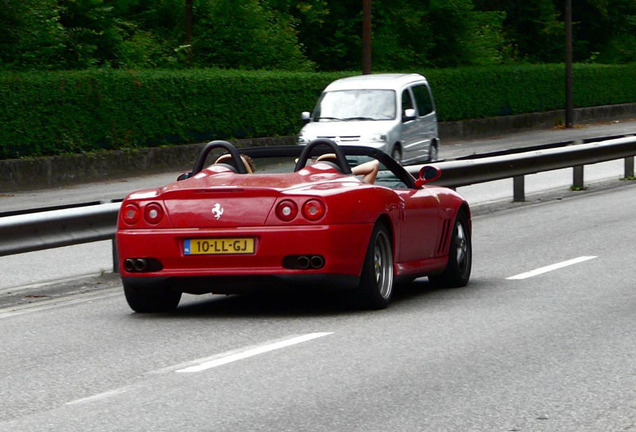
[[1, 182, 635, 431]]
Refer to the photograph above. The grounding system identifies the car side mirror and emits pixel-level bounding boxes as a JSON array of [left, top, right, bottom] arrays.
[[415, 165, 441, 187], [177, 172, 192, 181], [402, 108, 416, 122], [301, 111, 311, 123]]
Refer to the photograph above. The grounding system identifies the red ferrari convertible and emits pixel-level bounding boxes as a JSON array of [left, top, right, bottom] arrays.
[[116, 139, 471, 312]]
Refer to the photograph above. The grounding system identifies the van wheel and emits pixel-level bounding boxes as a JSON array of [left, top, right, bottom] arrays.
[[391, 146, 402, 164], [429, 143, 438, 161]]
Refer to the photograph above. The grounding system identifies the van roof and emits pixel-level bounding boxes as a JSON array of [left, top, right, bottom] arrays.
[[323, 73, 428, 92]]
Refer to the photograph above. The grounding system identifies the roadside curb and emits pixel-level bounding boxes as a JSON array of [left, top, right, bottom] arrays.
[[0, 272, 121, 311], [440, 103, 636, 141]]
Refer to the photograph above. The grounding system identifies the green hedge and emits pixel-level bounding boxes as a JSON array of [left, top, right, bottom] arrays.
[[0, 69, 344, 159], [1, 64, 635, 159], [426, 64, 636, 121]]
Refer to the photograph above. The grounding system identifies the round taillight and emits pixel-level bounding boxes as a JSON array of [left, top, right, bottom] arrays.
[[302, 199, 326, 221], [276, 200, 298, 222], [122, 203, 140, 225], [144, 202, 164, 224]]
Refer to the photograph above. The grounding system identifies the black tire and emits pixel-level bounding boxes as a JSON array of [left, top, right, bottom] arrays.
[[352, 223, 394, 309], [391, 146, 402, 164], [428, 142, 438, 162], [123, 279, 182, 313], [429, 211, 471, 288]]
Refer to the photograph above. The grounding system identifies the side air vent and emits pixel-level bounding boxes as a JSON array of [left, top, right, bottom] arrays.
[[437, 218, 452, 254]]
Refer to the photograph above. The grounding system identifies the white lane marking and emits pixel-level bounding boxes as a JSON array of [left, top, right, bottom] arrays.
[[66, 333, 333, 406], [507, 256, 597, 280], [66, 386, 136, 406], [176, 332, 333, 373]]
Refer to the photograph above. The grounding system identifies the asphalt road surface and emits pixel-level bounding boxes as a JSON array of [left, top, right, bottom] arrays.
[[1, 181, 635, 431]]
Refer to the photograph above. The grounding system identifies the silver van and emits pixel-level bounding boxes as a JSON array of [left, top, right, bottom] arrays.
[[298, 73, 439, 164]]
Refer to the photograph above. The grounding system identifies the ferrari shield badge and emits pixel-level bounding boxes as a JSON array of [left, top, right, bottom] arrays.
[[212, 203, 224, 220]]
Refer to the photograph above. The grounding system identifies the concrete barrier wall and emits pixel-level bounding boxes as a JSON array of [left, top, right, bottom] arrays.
[[2, 103, 634, 192], [439, 103, 636, 140], [1, 136, 297, 192]]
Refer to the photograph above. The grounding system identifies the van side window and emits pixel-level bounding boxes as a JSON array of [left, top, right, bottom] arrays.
[[401, 89, 414, 113], [412, 84, 434, 116]]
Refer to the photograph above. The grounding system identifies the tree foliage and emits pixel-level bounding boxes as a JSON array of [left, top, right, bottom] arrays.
[[0, 0, 634, 71], [0, 0, 65, 69], [193, 0, 313, 70]]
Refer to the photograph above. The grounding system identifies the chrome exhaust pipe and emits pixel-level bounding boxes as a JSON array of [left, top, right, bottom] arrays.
[[310, 255, 325, 269], [296, 256, 310, 269], [124, 259, 135, 273], [133, 258, 148, 272]]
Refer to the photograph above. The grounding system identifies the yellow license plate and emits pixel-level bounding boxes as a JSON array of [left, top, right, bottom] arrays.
[[184, 238, 255, 255]]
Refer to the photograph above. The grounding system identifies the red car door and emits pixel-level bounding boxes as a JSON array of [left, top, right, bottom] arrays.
[[394, 188, 443, 262]]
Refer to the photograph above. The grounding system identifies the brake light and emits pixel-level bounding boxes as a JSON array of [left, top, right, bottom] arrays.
[[276, 200, 298, 222], [302, 199, 326, 221], [144, 202, 164, 224], [122, 203, 140, 225]]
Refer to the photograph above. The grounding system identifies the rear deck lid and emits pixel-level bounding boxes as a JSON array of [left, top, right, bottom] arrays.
[[162, 186, 279, 228]]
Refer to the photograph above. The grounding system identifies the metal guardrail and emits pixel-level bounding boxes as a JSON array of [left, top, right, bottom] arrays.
[[407, 135, 636, 201], [0, 135, 634, 271], [0, 202, 120, 257], [0, 199, 122, 218]]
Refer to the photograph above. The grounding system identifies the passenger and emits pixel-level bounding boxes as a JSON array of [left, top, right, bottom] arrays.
[[353, 159, 380, 184], [315, 153, 379, 184]]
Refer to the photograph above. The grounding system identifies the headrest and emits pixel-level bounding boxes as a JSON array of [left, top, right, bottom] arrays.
[[314, 153, 343, 172], [315, 153, 338, 163], [214, 154, 254, 174]]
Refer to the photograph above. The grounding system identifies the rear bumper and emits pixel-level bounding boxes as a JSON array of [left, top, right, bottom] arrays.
[[116, 223, 373, 292], [123, 274, 360, 295]]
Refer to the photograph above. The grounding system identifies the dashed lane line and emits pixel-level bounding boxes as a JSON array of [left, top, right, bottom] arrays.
[[66, 332, 333, 406], [507, 256, 597, 280], [176, 332, 333, 373]]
